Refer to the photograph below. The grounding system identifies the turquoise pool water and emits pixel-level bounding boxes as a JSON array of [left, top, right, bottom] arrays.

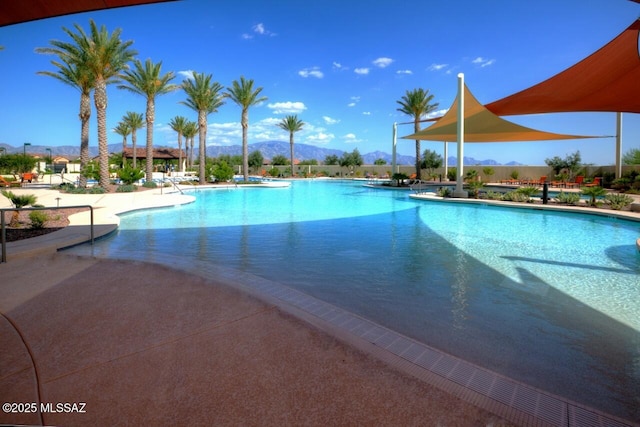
[[68, 180, 640, 419]]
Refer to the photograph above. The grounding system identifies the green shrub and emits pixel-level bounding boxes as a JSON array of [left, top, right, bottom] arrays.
[[117, 166, 145, 185], [604, 193, 634, 210], [503, 191, 529, 202], [213, 161, 234, 182], [29, 210, 48, 229], [87, 186, 105, 194], [143, 181, 158, 188], [446, 168, 457, 181], [436, 187, 452, 197], [580, 186, 607, 207], [514, 186, 540, 202], [554, 191, 581, 205], [116, 184, 138, 193], [484, 191, 504, 200]]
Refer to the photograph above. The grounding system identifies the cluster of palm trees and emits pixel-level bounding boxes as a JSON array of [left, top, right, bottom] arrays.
[[36, 20, 308, 189]]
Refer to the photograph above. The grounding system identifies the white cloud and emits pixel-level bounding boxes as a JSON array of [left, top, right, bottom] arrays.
[[347, 102, 357, 107], [333, 61, 343, 69], [322, 116, 340, 125], [241, 33, 252, 40], [372, 57, 393, 68], [253, 23, 275, 36], [396, 70, 413, 75], [306, 132, 334, 145], [428, 63, 448, 71], [343, 133, 362, 143], [178, 70, 195, 80], [267, 101, 307, 114], [348, 96, 360, 107], [426, 109, 448, 119], [472, 57, 495, 67], [298, 67, 324, 78], [362, 112, 371, 116], [354, 68, 370, 75]]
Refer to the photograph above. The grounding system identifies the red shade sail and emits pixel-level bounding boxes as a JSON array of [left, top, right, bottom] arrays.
[[0, 1, 177, 27], [486, 19, 640, 115]]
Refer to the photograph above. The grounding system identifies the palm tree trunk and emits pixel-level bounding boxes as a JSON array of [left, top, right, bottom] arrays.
[[242, 108, 249, 182], [289, 133, 295, 177], [122, 136, 127, 168], [145, 99, 155, 182], [132, 131, 137, 169], [198, 113, 206, 184], [177, 132, 183, 172], [79, 91, 91, 188], [94, 78, 110, 190]]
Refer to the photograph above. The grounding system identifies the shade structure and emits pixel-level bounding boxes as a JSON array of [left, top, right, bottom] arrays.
[[402, 84, 600, 143], [485, 19, 640, 116], [0, 0, 177, 27]]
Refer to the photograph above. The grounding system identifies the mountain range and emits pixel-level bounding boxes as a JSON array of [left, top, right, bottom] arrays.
[[0, 140, 521, 166]]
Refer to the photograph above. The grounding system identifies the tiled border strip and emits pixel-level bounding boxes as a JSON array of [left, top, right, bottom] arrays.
[[74, 252, 639, 427], [226, 271, 637, 427]]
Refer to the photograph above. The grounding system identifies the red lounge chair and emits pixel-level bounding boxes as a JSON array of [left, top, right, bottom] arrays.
[[584, 177, 602, 187], [0, 176, 21, 188]]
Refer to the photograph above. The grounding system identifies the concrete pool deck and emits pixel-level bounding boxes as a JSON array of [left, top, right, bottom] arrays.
[[1, 183, 639, 426]]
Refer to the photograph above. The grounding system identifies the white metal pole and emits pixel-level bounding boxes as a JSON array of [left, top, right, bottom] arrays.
[[392, 122, 397, 175], [444, 142, 448, 180], [615, 112, 622, 179], [454, 73, 468, 198]]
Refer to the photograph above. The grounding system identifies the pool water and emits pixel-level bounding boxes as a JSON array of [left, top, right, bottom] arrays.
[[68, 180, 640, 420]]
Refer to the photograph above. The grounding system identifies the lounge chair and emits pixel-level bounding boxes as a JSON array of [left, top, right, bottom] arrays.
[[584, 177, 602, 187], [525, 176, 547, 186], [0, 176, 21, 188], [564, 175, 584, 188]]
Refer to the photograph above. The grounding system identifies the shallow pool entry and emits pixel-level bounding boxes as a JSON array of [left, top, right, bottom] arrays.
[[67, 180, 640, 420]]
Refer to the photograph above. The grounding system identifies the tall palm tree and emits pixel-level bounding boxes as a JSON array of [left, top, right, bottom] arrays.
[[182, 120, 198, 169], [113, 121, 131, 167], [181, 72, 225, 184], [225, 76, 267, 182], [36, 34, 95, 188], [119, 58, 178, 182], [57, 20, 137, 189], [122, 111, 144, 168], [169, 115, 188, 172], [396, 88, 439, 180], [276, 115, 304, 177]]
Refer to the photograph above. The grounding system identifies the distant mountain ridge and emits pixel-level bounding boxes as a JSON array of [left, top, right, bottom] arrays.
[[0, 141, 520, 166]]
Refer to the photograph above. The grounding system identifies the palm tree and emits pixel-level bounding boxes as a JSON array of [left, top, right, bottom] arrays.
[[225, 76, 267, 182], [122, 112, 144, 168], [36, 34, 95, 188], [181, 72, 225, 184], [58, 20, 136, 189], [119, 59, 178, 182], [169, 116, 188, 172], [396, 88, 439, 180], [1, 190, 37, 227], [182, 120, 198, 169], [276, 115, 304, 177], [113, 121, 131, 167]]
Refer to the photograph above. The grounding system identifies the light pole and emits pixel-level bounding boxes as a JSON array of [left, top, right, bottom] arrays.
[[23, 142, 31, 156], [45, 148, 52, 185]]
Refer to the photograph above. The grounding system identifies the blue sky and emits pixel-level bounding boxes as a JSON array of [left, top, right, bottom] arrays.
[[1, 0, 639, 165]]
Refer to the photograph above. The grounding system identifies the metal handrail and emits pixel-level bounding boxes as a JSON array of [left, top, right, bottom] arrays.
[[1, 205, 94, 263]]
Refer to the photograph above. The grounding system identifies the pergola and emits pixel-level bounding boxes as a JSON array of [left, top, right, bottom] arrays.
[[122, 147, 186, 172]]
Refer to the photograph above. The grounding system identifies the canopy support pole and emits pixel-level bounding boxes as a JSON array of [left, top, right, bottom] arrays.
[[392, 122, 398, 175], [615, 112, 622, 179], [454, 73, 468, 198], [444, 142, 448, 180]]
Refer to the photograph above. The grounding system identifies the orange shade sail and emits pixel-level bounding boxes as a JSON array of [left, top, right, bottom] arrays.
[[402, 84, 600, 142], [486, 19, 640, 116]]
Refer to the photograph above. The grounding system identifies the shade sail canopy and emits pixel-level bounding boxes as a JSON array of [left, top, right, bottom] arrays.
[[0, 0, 177, 27], [486, 19, 640, 115], [402, 84, 599, 142]]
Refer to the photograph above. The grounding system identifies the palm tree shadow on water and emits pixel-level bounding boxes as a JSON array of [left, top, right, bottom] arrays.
[[67, 207, 640, 421]]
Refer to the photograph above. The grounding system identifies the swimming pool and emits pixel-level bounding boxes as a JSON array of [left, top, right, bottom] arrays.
[[67, 180, 640, 420]]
